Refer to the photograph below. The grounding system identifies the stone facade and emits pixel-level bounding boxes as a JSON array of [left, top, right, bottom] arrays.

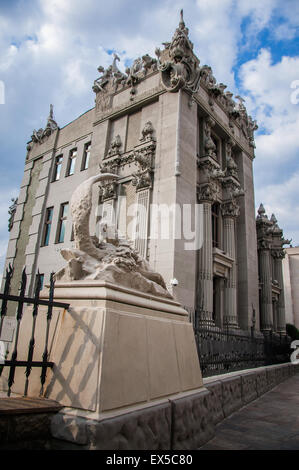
[[256, 205, 290, 334], [2, 12, 289, 334], [282, 246, 299, 329]]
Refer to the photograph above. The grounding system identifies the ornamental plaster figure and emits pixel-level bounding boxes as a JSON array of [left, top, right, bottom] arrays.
[[55, 172, 172, 299]]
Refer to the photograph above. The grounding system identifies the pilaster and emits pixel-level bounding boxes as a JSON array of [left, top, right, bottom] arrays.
[[196, 201, 214, 323], [221, 200, 239, 329]]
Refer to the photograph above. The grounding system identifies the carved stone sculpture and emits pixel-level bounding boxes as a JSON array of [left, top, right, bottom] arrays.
[[111, 53, 127, 89], [55, 173, 172, 299], [203, 117, 216, 158], [155, 10, 201, 96], [8, 198, 18, 231], [142, 54, 157, 74], [30, 104, 58, 145], [107, 134, 122, 157], [140, 121, 155, 142], [92, 65, 113, 93], [93, 54, 127, 113], [221, 199, 240, 218]]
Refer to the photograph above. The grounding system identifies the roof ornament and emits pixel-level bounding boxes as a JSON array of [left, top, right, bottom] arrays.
[[257, 203, 267, 219], [155, 10, 201, 96], [30, 104, 58, 146]]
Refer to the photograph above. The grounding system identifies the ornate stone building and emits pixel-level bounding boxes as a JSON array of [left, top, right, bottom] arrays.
[[3, 11, 289, 334], [282, 246, 299, 329], [256, 205, 290, 334]]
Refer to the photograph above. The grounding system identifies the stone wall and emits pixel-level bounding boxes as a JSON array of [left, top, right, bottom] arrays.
[[47, 362, 298, 450], [1, 362, 297, 450]]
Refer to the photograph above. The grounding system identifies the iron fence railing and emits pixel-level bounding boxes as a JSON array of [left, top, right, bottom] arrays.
[[190, 312, 291, 377], [0, 265, 69, 397]]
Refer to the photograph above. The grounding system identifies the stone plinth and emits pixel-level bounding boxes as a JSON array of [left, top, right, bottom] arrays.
[[43, 281, 203, 413], [1, 281, 208, 449]]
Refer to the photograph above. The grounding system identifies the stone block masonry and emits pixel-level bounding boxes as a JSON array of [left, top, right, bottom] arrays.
[[47, 363, 297, 450], [1, 363, 296, 450]]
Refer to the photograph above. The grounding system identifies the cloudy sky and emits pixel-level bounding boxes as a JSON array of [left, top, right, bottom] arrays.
[[0, 0, 298, 280]]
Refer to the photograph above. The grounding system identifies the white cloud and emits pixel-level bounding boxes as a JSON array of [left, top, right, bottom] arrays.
[[0, 0, 299, 272], [255, 171, 299, 246], [239, 48, 299, 243]]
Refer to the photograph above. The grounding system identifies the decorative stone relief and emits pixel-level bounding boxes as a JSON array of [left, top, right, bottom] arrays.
[[197, 181, 220, 203], [140, 121, 155, 142], [141, 54, 157, 75], [101, 125, 156, 190], [93, 52, 158, 109], [27, 105, 58, 155], [8, 198, 18, 231], [257, 203, 267, 220], [247, 116, 258, 148], [93, 54, 127, 113], [99, 180, 118, 202], [226, 153, 238, 179], [125, 58, 143, 98], [91, 12, 258, 148], [55, 173, 172, 299], [203, 117, 217, 159], [256, 204, 280, 251], [132, 140, 156, 191], [198, 64, 258, 148], [107, 134, 122, 158], [220, 138, 245, 201], [221, 199, 240, 218], [198, 116, 226, 202], [271, 248, 285, 259], [155, 10, 201, 97]]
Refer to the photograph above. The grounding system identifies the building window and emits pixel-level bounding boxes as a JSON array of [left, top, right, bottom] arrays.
[[82, 142, 91, 170], [35, 273, 44, 291], [212, 203, 220, 248], [53, 155, 63, 181], [56, 203, 69, 243], [66, 148, 77, 176], [42, 207, 54, 246]]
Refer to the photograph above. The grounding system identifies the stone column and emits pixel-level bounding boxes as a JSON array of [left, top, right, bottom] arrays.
[[274, 253, 286, 334], [222, 201, 239, 329], [259, 247, 273, 332], [196, 200, 214, 324]]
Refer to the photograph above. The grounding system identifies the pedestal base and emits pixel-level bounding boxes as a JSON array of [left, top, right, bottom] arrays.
[[44, 281, 203, 413], [0, 281, 211, 449]]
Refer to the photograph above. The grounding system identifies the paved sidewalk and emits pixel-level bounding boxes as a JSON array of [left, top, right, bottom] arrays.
[[200, 374, 299, 450]]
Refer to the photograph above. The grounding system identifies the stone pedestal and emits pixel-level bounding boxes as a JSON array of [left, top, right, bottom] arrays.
[[41, 281, 203, 413], [0, 281, 212, 450]]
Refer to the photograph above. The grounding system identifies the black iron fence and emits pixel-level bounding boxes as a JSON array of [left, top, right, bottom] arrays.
[[0, 266, 69, 397], [192, 314, 291, 377]]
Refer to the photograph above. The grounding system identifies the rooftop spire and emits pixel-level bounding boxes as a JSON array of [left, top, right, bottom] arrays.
[[179, 9, 185, 29], [257, 203, 266, 218], [48, 103, 54, 121]]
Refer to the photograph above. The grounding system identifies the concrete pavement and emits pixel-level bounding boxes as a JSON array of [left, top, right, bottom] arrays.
[[200, 373, 299, 450]]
